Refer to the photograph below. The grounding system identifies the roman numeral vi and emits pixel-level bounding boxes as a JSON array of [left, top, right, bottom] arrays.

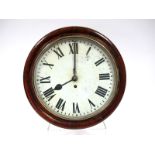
[[73, 103, 80, 113]]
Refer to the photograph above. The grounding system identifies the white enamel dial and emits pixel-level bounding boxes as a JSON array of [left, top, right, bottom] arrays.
[[33, 36, 118, 120]]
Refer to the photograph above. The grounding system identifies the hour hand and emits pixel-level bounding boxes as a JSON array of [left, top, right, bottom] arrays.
[[54, 84, 62, 90], [54, 78, 73, 90]]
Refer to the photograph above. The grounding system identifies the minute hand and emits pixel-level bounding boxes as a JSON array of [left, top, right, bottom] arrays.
[[73, 42, 78, 79], [73, 49, 77, 76]]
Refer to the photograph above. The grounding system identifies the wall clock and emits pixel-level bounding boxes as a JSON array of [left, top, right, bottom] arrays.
[[23, 26, 126, 129]]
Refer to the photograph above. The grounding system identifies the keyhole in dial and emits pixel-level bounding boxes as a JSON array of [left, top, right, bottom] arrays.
[[74, 85, 77, 88]]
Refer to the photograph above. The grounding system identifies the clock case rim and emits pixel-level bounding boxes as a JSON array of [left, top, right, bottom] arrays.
[[23, 26, 126, 129]]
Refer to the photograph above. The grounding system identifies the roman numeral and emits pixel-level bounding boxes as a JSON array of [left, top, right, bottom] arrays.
[[55, 98, 66, 111], [86, 47, 91, 55], [43, 87, 56, 101], [53, 47, 64, 59], [40, 76, 51, 83], [73, 103, 80, 113], [99, 73, 110, 80], [95, 58, 105, 66], [95, 86, 107, 98], [43, 61, 54, 69], [69, 42, 78, 54], [88, 99, 96, 108]]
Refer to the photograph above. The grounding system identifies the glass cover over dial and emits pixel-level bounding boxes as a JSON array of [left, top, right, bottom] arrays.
[[33, 36, 118, 120]]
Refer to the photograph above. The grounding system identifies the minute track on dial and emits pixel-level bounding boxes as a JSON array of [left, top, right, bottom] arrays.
[[30, 32, 121, 124], [36, 38, 115, 118]]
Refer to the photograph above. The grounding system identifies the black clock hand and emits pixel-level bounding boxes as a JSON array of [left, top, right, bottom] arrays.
[[73, 44, 78, 81], [54, 77, 74, 90], [73, 49, 77, 76]]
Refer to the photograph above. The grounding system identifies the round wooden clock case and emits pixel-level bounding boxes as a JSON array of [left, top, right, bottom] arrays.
[[23, 26, 126, 129]]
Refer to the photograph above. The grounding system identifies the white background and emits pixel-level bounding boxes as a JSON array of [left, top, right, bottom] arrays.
[[0, 0, 155, 18], [0, 20, 155, 155]]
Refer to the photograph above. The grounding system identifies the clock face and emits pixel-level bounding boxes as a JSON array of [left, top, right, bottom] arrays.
[[33, 36, 118, 120]]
